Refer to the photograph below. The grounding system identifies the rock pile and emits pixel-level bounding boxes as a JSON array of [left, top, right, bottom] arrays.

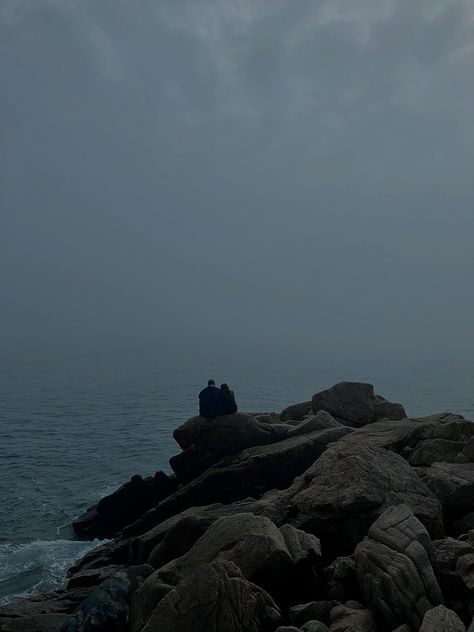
[[2, 381, 474, 632]]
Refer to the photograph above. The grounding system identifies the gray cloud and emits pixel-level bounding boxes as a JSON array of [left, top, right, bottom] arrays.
[[1, 0, 473, 363]]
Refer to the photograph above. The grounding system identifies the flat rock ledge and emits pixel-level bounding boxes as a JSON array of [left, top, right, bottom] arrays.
[[2, 381, 474, 632]]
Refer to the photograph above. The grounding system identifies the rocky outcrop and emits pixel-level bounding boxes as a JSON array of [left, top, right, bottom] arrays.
[[4, 382, 474, 632], [170, 413, 289, 481], [355, 505, 443, 630], [135, 560, 281, 632], [72, 472, 178, 540], [134, 513, 321, 621], [278, 443, 442, 553], [123, 426, 349, 543], [311, 382, 406, 427]]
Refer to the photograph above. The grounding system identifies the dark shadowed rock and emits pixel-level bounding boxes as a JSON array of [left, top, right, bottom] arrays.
[[61, 565, 153, 632], [67, 538, 130, 580], [322, 556, 358, 602], [72, 472, 178, 540], [433, 537, 474, 573], [289, 602, 339, 627], [355, 505, 442, 630], [461, 438, 474, 462], [456, 554, 474, 590], [419, 605, 465, 631], [278, 443, 442, 553], [432, 537, 474, 602], [328, 602, 376, 632], [417, 463, 474, 518], [453, 513, 474, 536], [0, 587, 94, 632], [147, 513, 212, 568], [135, 513, 321, 620], [170, 413, 289, 481], [311, 382, 406, 427], [280, 401, 313, 423], [126, 427, 349, 546], [129, 495, 287, 565], [275, 627, 301, 632], [135, 559, 281, 632]]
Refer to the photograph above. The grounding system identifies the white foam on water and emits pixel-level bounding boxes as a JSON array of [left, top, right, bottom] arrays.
[[0, 538, 104, 604]]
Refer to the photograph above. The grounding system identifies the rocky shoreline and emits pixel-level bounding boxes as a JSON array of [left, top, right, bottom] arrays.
[[2, 381, 474, 631]]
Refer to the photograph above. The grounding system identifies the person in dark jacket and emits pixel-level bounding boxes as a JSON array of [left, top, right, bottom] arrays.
[[220, 383, 238, 415], [199, 379, 224, 417]]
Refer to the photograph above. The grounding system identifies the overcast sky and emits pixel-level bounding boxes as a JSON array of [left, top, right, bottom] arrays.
[[1, 0, 473, 363]]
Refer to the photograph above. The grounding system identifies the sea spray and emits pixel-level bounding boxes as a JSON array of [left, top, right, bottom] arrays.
[[0, 538, 104, 603]]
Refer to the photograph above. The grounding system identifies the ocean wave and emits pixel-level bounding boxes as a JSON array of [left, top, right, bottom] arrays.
[[0, 538, 104, 604]]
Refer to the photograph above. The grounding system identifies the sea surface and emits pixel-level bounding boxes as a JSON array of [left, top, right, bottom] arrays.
[[1, 340, 473, 603]]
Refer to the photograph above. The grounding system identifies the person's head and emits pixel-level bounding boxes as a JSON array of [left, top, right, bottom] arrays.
[[208, 379, 215, 386], [220, 383, 229, 390]]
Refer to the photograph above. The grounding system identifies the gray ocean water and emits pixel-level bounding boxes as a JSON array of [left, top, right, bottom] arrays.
[[1, 340, 473, 603]]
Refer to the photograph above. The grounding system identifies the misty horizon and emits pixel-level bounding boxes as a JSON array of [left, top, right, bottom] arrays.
[[1, 0, 473, 366]]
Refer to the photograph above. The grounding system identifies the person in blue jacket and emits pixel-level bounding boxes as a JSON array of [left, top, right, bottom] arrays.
[[199, 379, 224, 417]]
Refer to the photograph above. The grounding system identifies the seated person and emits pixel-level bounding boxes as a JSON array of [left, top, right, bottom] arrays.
[[220, 383, 238, 415], [199, 379, 223, 418]]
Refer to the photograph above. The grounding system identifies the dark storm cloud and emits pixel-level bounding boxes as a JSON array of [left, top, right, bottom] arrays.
[[1, 0, 473, 362]]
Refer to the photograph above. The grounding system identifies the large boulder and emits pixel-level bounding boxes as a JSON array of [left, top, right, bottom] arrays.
[[417, 463, 474, 518], [61, 566, 153, 632], [355, 505, 443, 630], [72, 472, 178, 540], [170, 413, 289, 481], [278, 443, 443, 553], [311, 382, 406, 427], [419, 605, 465, 631], [130, 502, 256, 565], [134, 513, 320, 623], [134, 559, 281, 632]]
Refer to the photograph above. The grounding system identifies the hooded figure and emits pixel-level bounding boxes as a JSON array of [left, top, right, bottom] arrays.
[[199, 379, 224, 418], [220, 383, 238, 415]]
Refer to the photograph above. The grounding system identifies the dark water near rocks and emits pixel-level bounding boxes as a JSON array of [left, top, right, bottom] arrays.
[[1, 340, 473, 602]]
